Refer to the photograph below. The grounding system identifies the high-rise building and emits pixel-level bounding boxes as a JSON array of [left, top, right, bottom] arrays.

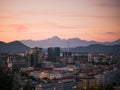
[[48, 47, 60, 62], [29, 47, 43, 68], [88, 53, 93, 62]]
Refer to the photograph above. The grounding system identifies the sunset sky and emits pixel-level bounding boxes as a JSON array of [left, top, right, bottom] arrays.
[[0, 0, 120, 42]]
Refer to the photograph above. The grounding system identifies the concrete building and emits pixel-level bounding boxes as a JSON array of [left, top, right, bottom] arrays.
[[88, 53, 93, 62], [29, 47, 43, 68], [49, 71, 73, 80], [48, 47, 60, 62], [7, 56, 13, 69], [36, 79, 77, 90], [30, 71, 41, 79]]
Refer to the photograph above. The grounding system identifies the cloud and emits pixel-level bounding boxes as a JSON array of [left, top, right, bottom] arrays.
[[0, 24, 28, 33], [47, 23, 77, 29], [0, 16, 14, 19], [0, 30, 8, 32], [0, 10, 15, 20], [95, 0, 120, 8], [106, 32, 118, 35], [29, 23, 78, 29], [0, 23, 77, 31], [21, 10, 120, 19], [9, 24, 28, 32]]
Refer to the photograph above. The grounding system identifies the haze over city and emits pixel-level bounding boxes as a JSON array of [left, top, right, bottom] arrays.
[[0, 0, 120, 42]]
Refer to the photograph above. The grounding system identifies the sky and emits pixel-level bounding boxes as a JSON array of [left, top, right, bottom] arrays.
[[0, 0, 120, 42]]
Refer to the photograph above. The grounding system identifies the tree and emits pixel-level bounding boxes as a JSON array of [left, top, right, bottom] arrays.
[[0, 68, 13, 90]]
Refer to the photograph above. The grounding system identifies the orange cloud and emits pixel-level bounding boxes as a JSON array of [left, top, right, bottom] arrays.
[[0, 16, 13, 19], [0, 24, 28, 32], [34, 23, 78, 29], [15, 25, 28, 32], [19, 10, 120, 19]]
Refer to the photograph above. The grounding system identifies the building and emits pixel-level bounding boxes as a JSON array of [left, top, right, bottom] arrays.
[[29, 71, 41, 79], [7, 56, 13, 69], [40, 71, 50, 79], [88, 53, 93, 62], [36, 79, 77, 90], [0, 53, 8, 68], [62, 52, 72, 58], [12, 61, 28, 71], [48, 47, 60, 62], [29, 47, 43, 68], [94, 74, 105, 85]]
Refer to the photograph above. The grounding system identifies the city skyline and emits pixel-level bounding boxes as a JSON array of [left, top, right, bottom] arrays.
[[0, 0, 120, 42]]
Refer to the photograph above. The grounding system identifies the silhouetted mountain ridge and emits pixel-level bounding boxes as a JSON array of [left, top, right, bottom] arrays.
[[0, 40, 119, 53], [71, 44, 120, 53], [21, 36, 120, 48], [0, 41, 30, 53]]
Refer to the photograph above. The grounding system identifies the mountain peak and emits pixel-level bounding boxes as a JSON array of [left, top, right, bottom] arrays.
[[8, 41, 23, 45], [69, 37, 81, 41], [114, 39, 120, 42], [51, 36, 61, 39], [0, 41, 6, 44], [20, 37, 120, 48], [47, 36, 61, 41]]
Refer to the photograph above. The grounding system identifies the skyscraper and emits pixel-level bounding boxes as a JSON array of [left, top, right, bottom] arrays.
[[29, 47, 43, 68], [48, 47, 60, 62]]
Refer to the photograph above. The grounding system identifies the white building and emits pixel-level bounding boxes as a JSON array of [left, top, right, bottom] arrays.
[[49, 71, 73, 80], [88, 54, 93, 62], [95, 74, 105, 85], [30, 71, 41, 79]]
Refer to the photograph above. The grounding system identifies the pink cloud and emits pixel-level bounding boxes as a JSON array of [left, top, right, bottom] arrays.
[[29, 23, 78, 29], [0, 16, 14, 19], [95, 0, 120, 8], [21, 10, 120, 19], [105, 32, 120, 35], [0, 24, 28, 32], [16, 25, 27, 32]]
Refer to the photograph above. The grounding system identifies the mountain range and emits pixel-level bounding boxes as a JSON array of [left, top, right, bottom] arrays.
[[0, 41, 30, 53], [21, 36, 120, 48], [71, 44, 120, 53], [0, 39, 120, 53]]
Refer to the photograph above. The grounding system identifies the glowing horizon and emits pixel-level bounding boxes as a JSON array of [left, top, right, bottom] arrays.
[[0, 0, 120, 42]]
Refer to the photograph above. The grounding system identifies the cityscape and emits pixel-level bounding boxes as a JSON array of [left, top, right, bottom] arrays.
[[0, 40, 120, 90], [0, 0, 120, 90]]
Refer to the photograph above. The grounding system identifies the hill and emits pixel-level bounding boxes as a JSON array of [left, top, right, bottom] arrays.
[[0, 41, 30, 53], [71, 44, 120, 53]]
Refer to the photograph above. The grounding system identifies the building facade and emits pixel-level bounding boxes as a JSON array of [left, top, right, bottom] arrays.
[[48, 47, 60, 62], [29, 47, 43, 68]]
